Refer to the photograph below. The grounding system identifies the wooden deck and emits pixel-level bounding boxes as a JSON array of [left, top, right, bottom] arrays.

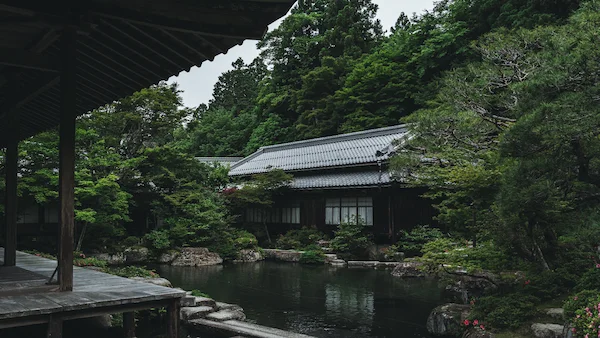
[[0, 250, 184, 335]]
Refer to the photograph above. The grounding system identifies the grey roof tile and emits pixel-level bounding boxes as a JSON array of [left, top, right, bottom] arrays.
[[229, 125, 408, 176], [291, 171, 391, 189]]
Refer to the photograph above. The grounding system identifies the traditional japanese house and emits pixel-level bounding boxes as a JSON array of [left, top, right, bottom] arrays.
[[228, 125, 435, 243]]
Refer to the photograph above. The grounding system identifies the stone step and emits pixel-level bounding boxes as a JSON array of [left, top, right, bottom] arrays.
[[180, 295, 196, 307], [194, 296, 216, 308], [180, 306, 215, 321], [206, 309, 246, 322], [188, 318, 317, 338]]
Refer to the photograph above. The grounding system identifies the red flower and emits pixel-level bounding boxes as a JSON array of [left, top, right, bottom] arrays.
[[480, 325, 485, 330], [473, 319, 479, 325], [463, 320, 471, 326], [524, 280, 531, 285]]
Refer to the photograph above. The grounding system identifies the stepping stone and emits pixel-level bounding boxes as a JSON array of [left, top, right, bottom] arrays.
[[207, 309, 246, 322], [180, 306, 214, 321], [195, 296, 216, 308], [216, 301, 243, 312]]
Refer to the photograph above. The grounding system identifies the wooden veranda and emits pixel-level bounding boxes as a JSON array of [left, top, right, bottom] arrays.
[[0, 1, 295, 336]]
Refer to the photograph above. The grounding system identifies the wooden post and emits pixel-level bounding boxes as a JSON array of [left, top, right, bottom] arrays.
[[123, 312, 136, 338], [58, 26, 77, 292], [4, 117, 17, 266], [166, 299, 180, 338], [46, 317, 63, 338]]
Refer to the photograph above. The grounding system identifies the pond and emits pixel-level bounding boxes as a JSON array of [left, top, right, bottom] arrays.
[[156, 262, 445, 338]]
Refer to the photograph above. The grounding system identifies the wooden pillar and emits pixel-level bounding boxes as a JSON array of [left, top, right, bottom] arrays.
[[123, 312, 136, 338], [4, 118, 17, 266], [58, 26, 77, 292], [166, 299, 180, 338], [46, 317, 63, 338]]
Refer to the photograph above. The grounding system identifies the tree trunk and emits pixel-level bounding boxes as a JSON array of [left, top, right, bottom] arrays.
[[533, 238, 550, 271], [76, 222, 88, 252], [264, 221, 272, 244]]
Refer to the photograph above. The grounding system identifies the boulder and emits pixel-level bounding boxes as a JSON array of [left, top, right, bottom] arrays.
[[530, 323, 564, 338], [375, 262, 401, 269], [462, 328, 495, 338], [157, 250, 179, 264], [216, 302, 244, 313], [129, 277, 173, 288], [194, 296, 217, 308], [89, 252, 125, 265], [426, 303, 471, 336], [324, 254, 338, 264], [348, 261, 379, 268], [180, 306, 215, 321], [171, 247, 223, 267], [262, 249, 303, 262], [206, 309, 246, 322], [180, 295, 196, 307], [234, 249, 264, 263], [124, 247, 149, 263], [391, 261, 427, 278], [544, 308, 564, 320], [443, 272, 498, 304], [330, 259, 347, 267]]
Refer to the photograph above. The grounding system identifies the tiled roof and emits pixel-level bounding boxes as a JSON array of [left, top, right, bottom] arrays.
[[229, 125, 408, 176], [291, 171, 391, 190]]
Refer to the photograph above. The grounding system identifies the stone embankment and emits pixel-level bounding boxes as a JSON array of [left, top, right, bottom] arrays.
[[262, 249, 401, 269]]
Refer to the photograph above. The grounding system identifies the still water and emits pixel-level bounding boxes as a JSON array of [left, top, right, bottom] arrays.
[[157, 262, 444, 338]]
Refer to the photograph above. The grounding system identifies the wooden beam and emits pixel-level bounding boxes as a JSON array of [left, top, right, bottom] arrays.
[[57, 26, 77, 292], [166, 299, 180, 338], [46, 316, 62, 338], [91, 9, 266, 40], [4, 116, 17, 267], [123, 312, 136, 338], [0, 48, 58, 72]]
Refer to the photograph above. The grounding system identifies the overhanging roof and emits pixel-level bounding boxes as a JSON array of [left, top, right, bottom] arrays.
[[229, 125, 408, 176], [0, 0, 295, 147], [291, 171, 392, 190]]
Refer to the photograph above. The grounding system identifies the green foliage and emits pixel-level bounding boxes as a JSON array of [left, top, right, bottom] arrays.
[[394, 225, 445, 257], [575, 268, 600, 293], [469, 293, 539, 330], [104, 266, 159, 278], [73, 256, 108, 268], [122, 236, 141, 248], [331, 218, 373, 260], [233, 230, 259, 250], [300, 250, 326, 264], [190, 290, 211, 298], [143, 230, 171, 255], [276, 227, 327, 250]]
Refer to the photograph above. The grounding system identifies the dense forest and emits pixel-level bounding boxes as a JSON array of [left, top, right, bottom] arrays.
[[4, 0, 600, 335]]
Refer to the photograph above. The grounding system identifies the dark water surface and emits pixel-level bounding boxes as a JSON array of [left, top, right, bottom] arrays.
[[157, 262, 444, 338]]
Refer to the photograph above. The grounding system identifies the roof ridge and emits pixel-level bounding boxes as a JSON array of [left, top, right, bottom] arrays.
[[259, 124, 407, 152]]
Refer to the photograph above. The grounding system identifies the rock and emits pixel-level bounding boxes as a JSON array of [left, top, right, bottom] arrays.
[[89, 252, 125, 265], [375, 262, 401, 269], [216, 302, 244, 313], [462, 328, 495, 338], [443, 272, 498, 304], [158, 250, 179, 264], [391, 261, 426, 278], [194, 296, 217, 308], [124, 247, 149, 263], [180, 295, 196, 307], [330, 259, 347, 267], [544, 308, 564, 320], [234, 249, 264, 263], [262, 249, 304, 262], [531, 323, 564, 338], [180, 306, 215, 321], [324, 254, 338, 264], [206, 309, 246, 322], [129, 277, 172, 288], [426, 303, 471, 336], [171, 247, 223, 267], [348, 261, 378, 268]]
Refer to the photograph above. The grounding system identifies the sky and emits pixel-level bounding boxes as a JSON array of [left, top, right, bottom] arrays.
[[168, 0, 437, 108]]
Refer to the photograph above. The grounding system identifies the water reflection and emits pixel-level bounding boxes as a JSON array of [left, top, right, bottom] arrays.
[[157, 262, 444, 338]]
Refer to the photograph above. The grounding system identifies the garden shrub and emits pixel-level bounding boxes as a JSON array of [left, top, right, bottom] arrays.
[[233, 229, 259, 249], [420, 239, 520, 272], [526, 269, 575, 301], [122, 236, 141, 248], [331, 219, 373, 260], [190, 289, 211, 298], [564, 292, 600, 337], [564, 290, 599, 320], [73, 254, 108, 268], [276, 227, 327, 251], [395, 225, 444, 257], [209, 228, 260, 261], [143, 230, 171, 256], [469, 293, 539, 330], [574, 267, 600, 292], [300, 250, 326, 264]]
